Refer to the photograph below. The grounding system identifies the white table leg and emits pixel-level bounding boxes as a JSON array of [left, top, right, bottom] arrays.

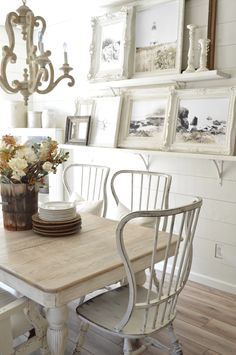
[[46, 305, 68, 355]]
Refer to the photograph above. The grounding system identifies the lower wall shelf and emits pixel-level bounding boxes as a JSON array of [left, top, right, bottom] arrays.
[[60, 144, 236, 185]]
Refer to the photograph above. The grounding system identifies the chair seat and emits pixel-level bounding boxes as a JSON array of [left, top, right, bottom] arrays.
[[0, 287, 31, 338], [77, 285, 175, 337]]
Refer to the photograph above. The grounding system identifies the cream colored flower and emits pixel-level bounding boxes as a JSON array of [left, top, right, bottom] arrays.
[[8, 157, 27, 180], [42, 161, 53, 172], [15, 147, 37, 163], [39, 142, 49, 160], [0, 140, 7, 150]]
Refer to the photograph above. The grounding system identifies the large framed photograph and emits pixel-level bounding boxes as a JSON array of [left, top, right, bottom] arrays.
[[169, 87, 236, 155], [118, 88, 172, 150], [133, 0, 185, 77], [88, 7, 133, 82], [65, 116, 91, 145], [89, 96, 123, 147]]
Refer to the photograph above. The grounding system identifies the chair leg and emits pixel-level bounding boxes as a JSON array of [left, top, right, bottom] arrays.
[[168, 323, 183, 355], [123, 338, 148, 355], [123, 338, 133, 355], [73, 321, 89, 355]]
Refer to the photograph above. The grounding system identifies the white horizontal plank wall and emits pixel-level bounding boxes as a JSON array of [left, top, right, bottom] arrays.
[[28, 0, 236, 293]]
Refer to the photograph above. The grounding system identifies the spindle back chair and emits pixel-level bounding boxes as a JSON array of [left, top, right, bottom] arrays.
[[111, 169, 172, 211], [74, 197, 202, 355], [63, 163, 110, 217]]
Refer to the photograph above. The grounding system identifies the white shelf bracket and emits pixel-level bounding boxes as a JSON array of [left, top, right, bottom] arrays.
[[212, 160, 224, 185], [137, 153, 150, 171]]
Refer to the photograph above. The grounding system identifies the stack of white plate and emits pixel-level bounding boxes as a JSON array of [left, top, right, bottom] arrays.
[[39, 201, 76, 221]]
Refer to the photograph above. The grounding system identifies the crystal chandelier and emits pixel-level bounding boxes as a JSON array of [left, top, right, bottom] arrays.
[[0, 0, 75, 105]]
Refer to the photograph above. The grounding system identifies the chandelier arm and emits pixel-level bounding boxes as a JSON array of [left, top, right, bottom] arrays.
[[0, 12, 19, 93], [34, 16, 46, 33], [36, 74, 75, 94], [29, 67, 49, 94], [34, 62, 54, 94]]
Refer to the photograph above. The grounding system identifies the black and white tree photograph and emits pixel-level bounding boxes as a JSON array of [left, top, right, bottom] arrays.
[[129, 98, 167, 138], [135, 0, 179, 73], [175, 97, 230, 146]]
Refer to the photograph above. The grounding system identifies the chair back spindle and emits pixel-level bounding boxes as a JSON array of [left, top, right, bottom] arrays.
[[63, 164, 110, 217], [111, 170, 172, 211]]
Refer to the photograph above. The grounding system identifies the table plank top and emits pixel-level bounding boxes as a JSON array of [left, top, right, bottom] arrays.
[[0, 213, 176, 293]]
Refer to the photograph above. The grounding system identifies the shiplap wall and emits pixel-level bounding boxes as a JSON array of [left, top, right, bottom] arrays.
[[11, 0, 236, 293]]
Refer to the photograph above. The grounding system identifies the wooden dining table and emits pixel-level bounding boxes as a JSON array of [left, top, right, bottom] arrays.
[[0, 213, 178, 355]]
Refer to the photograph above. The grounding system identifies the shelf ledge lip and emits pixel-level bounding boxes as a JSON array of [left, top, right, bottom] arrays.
[[88, 69, 231, 89], [60, 144, 236, 162]]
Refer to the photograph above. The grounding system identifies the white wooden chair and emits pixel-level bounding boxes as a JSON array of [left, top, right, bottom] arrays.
[[111, 170, 172, 226], [0, 287, 48, 355], [73, 197, 202, 355], [63, 163, 110, 217]]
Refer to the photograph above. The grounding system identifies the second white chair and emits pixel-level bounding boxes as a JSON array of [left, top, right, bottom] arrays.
[[111, 169, 172, 228], [63, 163, 110, 217]]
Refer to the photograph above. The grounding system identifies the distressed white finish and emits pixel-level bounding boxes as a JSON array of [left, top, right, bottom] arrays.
[[46, 306, 68, 355], [183, 24, 198, 73], [197, 38, 211, 72], [88, 6, 134, 81], [74, 197, 202, 354], [0, 287, 48, 355], [168, 86, 236, 155], [62, 163, 110, 216], [118, 87, 175, 150]]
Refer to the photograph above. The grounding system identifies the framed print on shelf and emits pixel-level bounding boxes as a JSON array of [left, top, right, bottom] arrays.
[[65, 116, 91, 145], [169, 87, 236, 155], [75, 98, 95, 116], [118, 87, 173, 150], [89, 96, 123, 148], [88, 7, 133, 82], [133, 0, 185, 77]]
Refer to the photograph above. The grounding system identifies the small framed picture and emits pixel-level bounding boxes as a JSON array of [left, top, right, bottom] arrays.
[[118, 88, 172, 150], [75, 98, 95, 116], [88, 7, 133, 82], [89, 96, 123, 148], [169, 87, 236, 155], [65, 116, 91, 145], [132, 0, 185, 77]]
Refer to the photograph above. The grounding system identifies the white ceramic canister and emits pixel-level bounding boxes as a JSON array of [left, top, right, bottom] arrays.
[[27, 111, 42, 128], [41, 109, 56, 128], [0, 100, 27, 128]]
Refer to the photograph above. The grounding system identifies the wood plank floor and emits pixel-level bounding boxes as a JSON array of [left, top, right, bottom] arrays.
[[32, 280, 236, 355]]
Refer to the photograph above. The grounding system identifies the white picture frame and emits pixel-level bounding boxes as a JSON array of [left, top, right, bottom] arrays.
[[132, 0, 185, 77], [89, 96, 123, 147], [75, 98, 95, 116], [88, 7, 133, 82], [118, 87, 173, 150], [169, 87, 236, 155]]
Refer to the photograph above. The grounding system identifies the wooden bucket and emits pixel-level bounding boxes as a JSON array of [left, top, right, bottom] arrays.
[[1, 183, 39, 231]]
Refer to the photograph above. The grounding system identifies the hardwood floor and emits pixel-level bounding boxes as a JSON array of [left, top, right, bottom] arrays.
[[62, 280, 236, 355]]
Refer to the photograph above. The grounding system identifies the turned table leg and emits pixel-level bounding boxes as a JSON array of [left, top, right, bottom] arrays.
[[46, 305, 68, 355]]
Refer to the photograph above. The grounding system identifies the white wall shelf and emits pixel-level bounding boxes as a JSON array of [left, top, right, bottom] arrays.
[[88, 70, 231, 90], [60, 144, 236, 185]]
